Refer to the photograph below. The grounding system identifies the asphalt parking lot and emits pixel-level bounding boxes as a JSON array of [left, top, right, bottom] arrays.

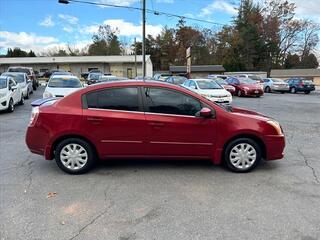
[[0, 87, 320, 240]]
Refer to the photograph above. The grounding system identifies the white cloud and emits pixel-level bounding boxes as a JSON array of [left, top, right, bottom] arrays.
[[83, 19, 163, 38], [58, 14, 78, 25], [0, 31, 60, 53], [63, 26, 73, 33], [39, 15, 55, 27], [200, 0, 237, 17]]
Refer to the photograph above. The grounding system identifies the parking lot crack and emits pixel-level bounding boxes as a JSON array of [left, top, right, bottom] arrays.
[[67, 190, 114, 240], [298, 149, 320, 185]]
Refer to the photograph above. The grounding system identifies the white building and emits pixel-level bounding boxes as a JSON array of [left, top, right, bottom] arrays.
[[0, 55, 153, 78]]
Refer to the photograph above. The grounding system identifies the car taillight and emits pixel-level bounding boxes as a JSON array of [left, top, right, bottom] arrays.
[[29, 107, 39, 126]]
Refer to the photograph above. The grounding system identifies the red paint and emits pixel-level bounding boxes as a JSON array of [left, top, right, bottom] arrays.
[[26, 81, 284, 164]]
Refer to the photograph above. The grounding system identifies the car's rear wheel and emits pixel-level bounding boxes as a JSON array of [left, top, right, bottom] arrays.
[[290, 87, 296, 93], [265, 86, 271, 93], [19, 94, 24, 105], [55, 138, 96, 174], [224, 138, 261, 173], [26, 90, 30, 99], [7, 98, 14, 113]]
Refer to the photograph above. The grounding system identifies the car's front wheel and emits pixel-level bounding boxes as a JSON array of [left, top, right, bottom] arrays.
[[7, 98, 14, 113], [55, 138, 96, 174], [290, 87, 296, 94], [265, 86, 271, 93], [19, 94, 24, 105], [224, 138, 261, 173]]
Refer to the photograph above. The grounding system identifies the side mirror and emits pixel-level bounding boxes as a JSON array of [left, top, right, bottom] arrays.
[[199, 107, 213, 118], [10, 85, 17, 91]]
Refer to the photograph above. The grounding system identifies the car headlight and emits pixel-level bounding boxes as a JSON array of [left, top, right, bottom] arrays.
[[0, 92, 6, 98], [43, 91, 53, 98], [267, 120, 283, 135]]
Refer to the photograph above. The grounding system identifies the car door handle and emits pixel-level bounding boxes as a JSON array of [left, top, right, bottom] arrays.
[[87, 117, 103, 122], [149, 122, 165, 127]]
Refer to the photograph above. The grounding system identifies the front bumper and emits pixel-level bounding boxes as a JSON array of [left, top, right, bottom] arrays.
[[244, 89, 264, 96], [272, 85, 289, 92], [207, 96, 232, 104], [0, 97, 8, 111], [264, 135, 285, 160]]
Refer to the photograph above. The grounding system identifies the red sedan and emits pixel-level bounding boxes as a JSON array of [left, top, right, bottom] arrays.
[[226, 77, 264, 97], [26, 80, 285, 174], [214, 78, 236, 95]]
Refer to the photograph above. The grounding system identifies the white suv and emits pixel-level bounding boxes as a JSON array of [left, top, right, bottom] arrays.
[[0, 76, 24, 112], [1, 72, 33, 99]]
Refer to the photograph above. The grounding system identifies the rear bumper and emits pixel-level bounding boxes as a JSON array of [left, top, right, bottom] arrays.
[[264, 135, 285, 160], [26, 126, 52, 160]]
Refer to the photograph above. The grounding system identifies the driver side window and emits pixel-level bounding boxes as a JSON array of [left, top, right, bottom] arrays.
[[145, 87, 202, 116]]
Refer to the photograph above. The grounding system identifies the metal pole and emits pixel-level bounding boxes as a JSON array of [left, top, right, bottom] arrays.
[[142, 0, 146, 80], [134, 37, 137, 77]]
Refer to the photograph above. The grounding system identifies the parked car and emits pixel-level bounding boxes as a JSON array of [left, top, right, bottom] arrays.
[[0, 76, 24, 112], [51, 71, 72, 77], [213, 78, 236, 95], [182, 79, 232, 105], [7, 66, 39, 90], [1, 72, 33, 99], [43, 75, 83, 98], [87, 72, 103, 85], [207, 74, 228, 80], [165, 76, 188, 85], [233, 74, 264, 83], [134, 76, 154, 80], [26, 80, 285, 174], [263, 78, 289, 93], [286, 78, 315, 94], [81, 72, 89, 80], [226, 77, 264, 97], [153, 73, 172, 81]]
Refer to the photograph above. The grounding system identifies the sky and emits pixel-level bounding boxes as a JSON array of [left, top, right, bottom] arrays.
[[0, 0, 319, 55]]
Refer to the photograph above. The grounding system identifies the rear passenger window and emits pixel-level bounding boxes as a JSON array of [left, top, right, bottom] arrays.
[[86, 87, 140, 111]]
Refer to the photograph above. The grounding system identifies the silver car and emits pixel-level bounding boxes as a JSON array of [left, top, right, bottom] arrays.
[[263, 78, 289, 93]]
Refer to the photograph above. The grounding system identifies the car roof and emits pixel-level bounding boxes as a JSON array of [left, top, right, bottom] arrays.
[[50, 75, 79, 79]]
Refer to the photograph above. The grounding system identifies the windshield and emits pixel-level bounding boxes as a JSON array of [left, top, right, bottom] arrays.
[[302, 79, 313, 84], [239, 78, 257, 84], [2, 73, 24, 83], [197, 80, 223, 89], [0, 78, 7, 89], [174, 77, 187, 84], [215, 78, 227, 85], [248, 75, 262, 81], [48, 77, 82, 88], [8, 68, 30, 74]]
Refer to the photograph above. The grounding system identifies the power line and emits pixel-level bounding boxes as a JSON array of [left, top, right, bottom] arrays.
[[64, 0, 226, 26]]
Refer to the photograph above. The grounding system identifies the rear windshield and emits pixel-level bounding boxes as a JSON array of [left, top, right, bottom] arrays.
[[8, 68, 30, 74], [302, 80, 313, 84], [239, 78, 256, 84], [215, 78, 227, 85], [197, 80, 223, 89], [2, 73, 24, 83], [48, 77, 82, 88], [271, 78, 283, 82], [0, 78, 7, 89]]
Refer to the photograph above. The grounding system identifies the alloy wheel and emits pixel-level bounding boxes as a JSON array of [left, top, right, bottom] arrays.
[[229, 143, 257, 170], [60, 143, 88, 170]]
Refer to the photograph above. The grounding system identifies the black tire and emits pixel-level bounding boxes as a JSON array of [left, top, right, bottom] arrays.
[[19, 94, 24, 105], [304, 91, 310, 94], [55, 138, 96, 174], [224, 138, 261, 173], [7, 98, 14, 113], [26, 90, 30, 99], [290, 87, 296, 94], [265, 86, 271, 93], [237, 90, 242, 97], [281, 91, 285, 94]]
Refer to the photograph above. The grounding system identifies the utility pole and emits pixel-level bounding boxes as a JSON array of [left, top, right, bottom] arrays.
[[134, 37, 137, 77], [142, 0, 146, 80]]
